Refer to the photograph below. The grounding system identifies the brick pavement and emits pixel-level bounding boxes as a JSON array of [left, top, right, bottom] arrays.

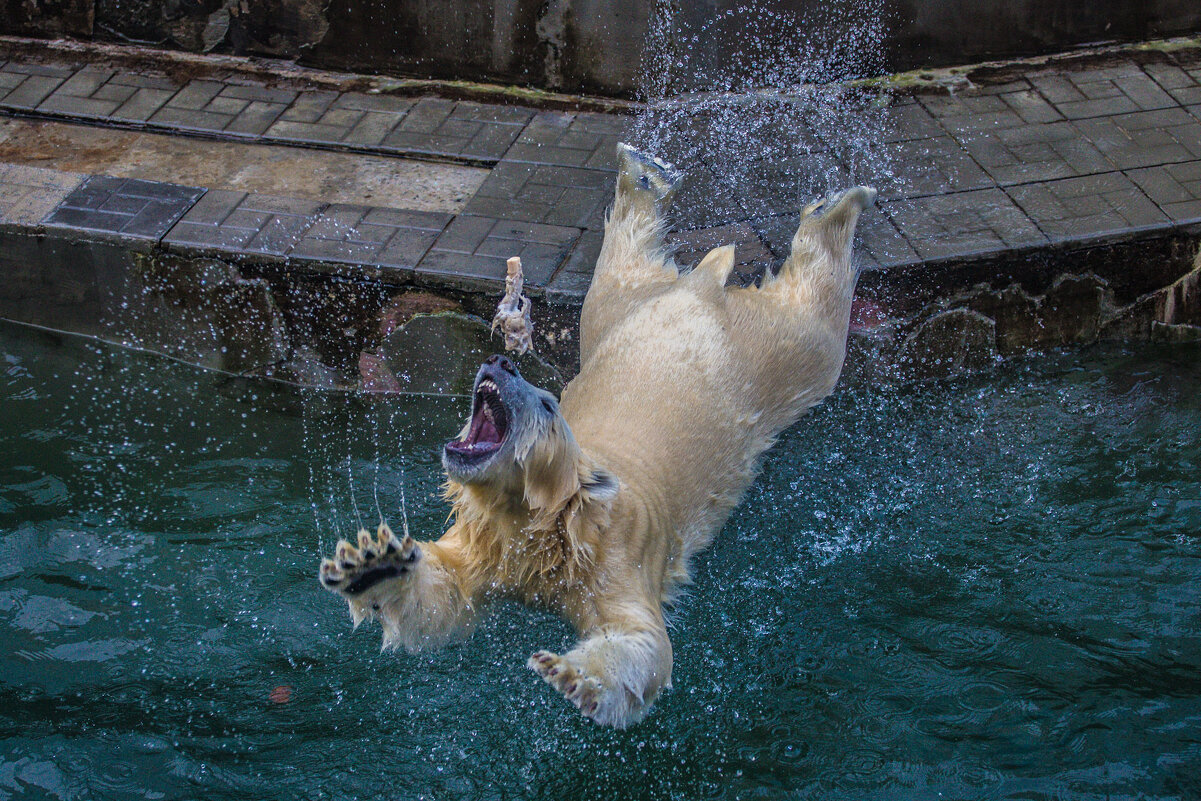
[[1, 45, 1201, 301]]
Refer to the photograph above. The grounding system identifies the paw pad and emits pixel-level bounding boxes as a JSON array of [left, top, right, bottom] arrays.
[[319, 523, 418, 597], [527, 650, 605, 720]]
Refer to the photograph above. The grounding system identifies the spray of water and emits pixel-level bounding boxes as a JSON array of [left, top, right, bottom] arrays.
[[630, 1, 896, 263]]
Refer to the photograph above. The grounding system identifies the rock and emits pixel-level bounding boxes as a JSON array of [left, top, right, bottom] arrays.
[[1100, 263, 1201, 340], [379, 311, 563, 396], [1150, 321, 1201, 343], [898, 308, 998, 380]]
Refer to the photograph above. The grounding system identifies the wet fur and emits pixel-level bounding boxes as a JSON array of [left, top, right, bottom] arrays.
[[321, 144, 875, 727]]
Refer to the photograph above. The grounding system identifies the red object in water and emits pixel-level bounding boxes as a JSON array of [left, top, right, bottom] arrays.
[[849, 297, 890, 334], [269, 685, 293, 704]]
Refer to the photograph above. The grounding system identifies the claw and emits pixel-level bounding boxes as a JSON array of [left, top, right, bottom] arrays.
[[400, 535, 418, 561], [377, 522, 396, 552], [357, 528, 377, 557], [335, 540, 359, 564], [319, 558, 343, 586]]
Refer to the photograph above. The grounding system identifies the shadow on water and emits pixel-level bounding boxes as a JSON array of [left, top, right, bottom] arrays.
[[2, 319, 1200, 800]]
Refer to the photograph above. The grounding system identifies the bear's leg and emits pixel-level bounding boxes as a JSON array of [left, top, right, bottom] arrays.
[[527, 615, 673, 728], [319, 523, 480, 652], [591, 144, 682, 285], [767, 185, 877, 318], [581, 144, 684, 360]]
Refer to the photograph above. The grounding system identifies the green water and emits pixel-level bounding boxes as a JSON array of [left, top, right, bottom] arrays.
[[1, 323, 1199, 801]]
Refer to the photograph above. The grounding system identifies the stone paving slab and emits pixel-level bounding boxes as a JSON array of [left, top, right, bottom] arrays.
[[289, 204, 450, 270], [45, 175, 204, 240], [4, 45, 1201, 301], [503, 111, 630, 169], [1008, 172, 1170, 242], [422, 215, 579, 289], [463, 161, 614, 230], [1126, 160, 1201, 223]]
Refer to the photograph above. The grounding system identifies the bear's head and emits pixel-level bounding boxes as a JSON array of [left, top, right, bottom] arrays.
[[442, 355, 618, 579]]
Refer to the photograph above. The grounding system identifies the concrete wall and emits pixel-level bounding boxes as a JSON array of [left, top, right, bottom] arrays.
[[3, 0, 1200, 97]]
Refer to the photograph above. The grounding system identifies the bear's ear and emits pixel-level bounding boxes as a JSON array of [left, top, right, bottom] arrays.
[[580, 466, 619, 503]]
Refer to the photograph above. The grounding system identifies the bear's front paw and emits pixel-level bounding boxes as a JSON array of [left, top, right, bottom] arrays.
[[319, 523, 419, 599], [528, 650, 605, 719]]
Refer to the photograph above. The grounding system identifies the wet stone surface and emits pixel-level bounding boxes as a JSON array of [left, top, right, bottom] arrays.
[[1, 45, 1201, 382]]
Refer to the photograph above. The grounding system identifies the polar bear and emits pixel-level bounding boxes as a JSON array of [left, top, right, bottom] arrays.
[[319, 143, 876, 728]]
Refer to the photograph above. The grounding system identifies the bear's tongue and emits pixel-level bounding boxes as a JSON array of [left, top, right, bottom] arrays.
[[449, 400, 502, 454], [469, 404, 501, 445]]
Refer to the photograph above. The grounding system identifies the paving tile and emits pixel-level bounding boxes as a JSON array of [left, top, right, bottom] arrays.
[[36, 92, 122, 117], [855, 209, 921, 268], [163, 190, 322, 255], [219, 83, 298, 104], [1006, 172, 1168, 242], [45, 175, 204, 241], [882, 188, 1047, 260], [666, 222, 775, 279], [111, 87, 176, 122], [36, 67, 124, 117], [669, 164, 748, 231], [333, 92, 414, 113], [999, 89, 1065, 125], [170, 80, 225, 110], [1125, 160, 1201, 223], [1075, 109, 1201, 170], [48, 67, 114, 98], [342, 111, 404, 147], [882, 135, 995, 200], [731, 151, 851, 221], [382, 98, 531, 162], [463, 162, 613, 229], [555, 230, 604, 278], [91, 82, 137, 104], [1144, 62, 1201, 106], [960, 120, 1112, 185], [919, 92, 1027, 136], [286, 203, 450, 269], [0, 71, 26, 100], [503, 111, 630, 169], [1036, 64, 1175, 119], [148, 104, 235, 132], [172, 189, 248, 225], [0, 74, 67, 109], [0, 164, 86, 226], [279, 90, 339, 122], [205, 95, 250, 116], [223, 100, 288, 136], [263, 119, 347, 144], [422, 215, 579, 287], [880, 99, 946, 143], [0, 63, 75, 78], [108, 73, 178, 91]]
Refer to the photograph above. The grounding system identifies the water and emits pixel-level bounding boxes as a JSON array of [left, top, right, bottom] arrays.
[[2, 322, 1199, 799]]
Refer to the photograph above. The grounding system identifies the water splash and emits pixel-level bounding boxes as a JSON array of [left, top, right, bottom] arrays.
[[630, 1, 896, 260]]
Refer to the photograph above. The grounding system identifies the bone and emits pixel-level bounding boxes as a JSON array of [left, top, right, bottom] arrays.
[[491, 256, 534, 355]]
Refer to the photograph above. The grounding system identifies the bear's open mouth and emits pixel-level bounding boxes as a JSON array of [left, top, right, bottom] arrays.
[[446, 377, 508, 460]]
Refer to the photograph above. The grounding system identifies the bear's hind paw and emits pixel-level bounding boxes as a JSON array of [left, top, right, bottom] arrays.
[[319, 523, 419, 599], [528, 650, 604, 718]]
